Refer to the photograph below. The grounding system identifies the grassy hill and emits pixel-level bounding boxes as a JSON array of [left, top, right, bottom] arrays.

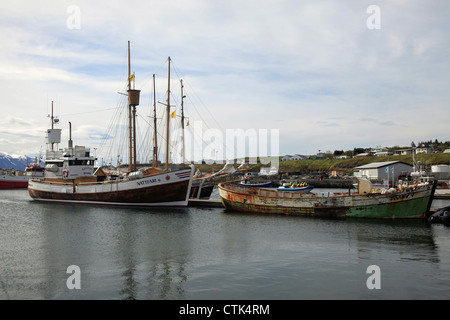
[[194, 153, 450, 175]]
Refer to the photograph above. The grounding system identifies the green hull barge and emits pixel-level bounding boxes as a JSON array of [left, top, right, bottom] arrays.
[[218, 179, 437, 219]]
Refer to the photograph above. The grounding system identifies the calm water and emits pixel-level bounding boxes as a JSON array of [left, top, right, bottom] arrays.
[[1, 188, 449, 300]]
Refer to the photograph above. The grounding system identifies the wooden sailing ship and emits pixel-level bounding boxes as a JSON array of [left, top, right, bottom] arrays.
[[28, 42, 194, 207]]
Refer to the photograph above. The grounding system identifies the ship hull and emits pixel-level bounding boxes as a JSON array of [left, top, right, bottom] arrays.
[[0, 176, 30, 189], [218, 182, 436, 219], [28, 168, 194, 207], [190, 183, 215, 199]]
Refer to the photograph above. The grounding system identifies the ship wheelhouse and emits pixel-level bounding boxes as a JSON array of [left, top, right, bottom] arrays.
[[61, 156, 96, 180]]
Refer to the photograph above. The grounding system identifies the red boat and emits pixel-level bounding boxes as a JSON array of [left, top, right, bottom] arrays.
[[0, 164, 44, 189]]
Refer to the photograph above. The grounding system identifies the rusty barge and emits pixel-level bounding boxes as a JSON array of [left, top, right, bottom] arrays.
[[218, 179, 437, 219]]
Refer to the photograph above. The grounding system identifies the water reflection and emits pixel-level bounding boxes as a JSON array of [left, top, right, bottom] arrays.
[[38, 203, 193, 299], [1, 189, 449, 299], [223, 210, 440, 264], [344, 219, 440, 264]]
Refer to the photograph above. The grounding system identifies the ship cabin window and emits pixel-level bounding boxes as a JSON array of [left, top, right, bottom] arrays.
[[68, 159, 94, 166], [26, 167, 44, 172], [47, 161, 64, 167]]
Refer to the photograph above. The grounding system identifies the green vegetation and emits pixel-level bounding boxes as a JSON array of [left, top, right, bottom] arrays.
[[194, 153, 450, 175], [278, 153, 450, 175]]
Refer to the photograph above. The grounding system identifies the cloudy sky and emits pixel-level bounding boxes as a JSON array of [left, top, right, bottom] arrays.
[[0, 0, 449, 163]]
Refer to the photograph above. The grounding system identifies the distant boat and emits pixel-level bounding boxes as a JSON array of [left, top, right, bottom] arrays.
[[0, 163, 44, 189], [28, 42, 194, 207], [218, 178, 437, 219]]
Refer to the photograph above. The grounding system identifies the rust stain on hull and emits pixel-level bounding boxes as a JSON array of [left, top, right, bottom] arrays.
[[218, 181, 436, 219]]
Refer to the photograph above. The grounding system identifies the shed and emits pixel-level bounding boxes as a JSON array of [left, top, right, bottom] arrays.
[[353, 161, 412, 182], [291, 154, 308, 160]]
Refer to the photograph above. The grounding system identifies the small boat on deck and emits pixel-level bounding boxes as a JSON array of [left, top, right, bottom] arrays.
[[277, 182, 313, 193], [218, 178, 437, 219], [237, 180, 273, 188]]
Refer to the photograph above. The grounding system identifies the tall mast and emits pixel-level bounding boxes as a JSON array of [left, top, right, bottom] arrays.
[[127, 41, 141, 172], [165, 57, 171, 171], [132, 94, 137, 171], [51, 101, 54, 151], [153, 74, 158, 168], [180, 79, 185, 168], [128, 41, 133, 172]]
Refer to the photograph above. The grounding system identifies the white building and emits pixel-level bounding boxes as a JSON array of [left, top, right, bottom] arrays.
[[416, 145, 432, 154], [353, 161, 412, 182], [394, 148, 414, 156], [282, 154, 308, 161], [432, 165, 450, 180], [373, 147, 393, 157], [291, 154, 308, 160]]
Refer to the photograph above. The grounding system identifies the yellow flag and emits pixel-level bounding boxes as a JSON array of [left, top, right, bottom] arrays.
[[186, 119, 189, 126], [129, 74, 135, 81], [171, 110, 176, 119]]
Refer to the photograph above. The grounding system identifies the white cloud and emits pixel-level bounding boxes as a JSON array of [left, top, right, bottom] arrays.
[[0, 0, 449, 160]]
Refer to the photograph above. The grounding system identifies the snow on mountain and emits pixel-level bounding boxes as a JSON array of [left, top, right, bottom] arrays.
[[0, 153, 41, 170]]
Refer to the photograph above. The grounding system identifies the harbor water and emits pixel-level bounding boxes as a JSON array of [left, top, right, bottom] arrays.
[[1, 188, 450, 300]]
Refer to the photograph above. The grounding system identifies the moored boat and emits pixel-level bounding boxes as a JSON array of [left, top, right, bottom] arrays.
[[190, 162, 238, 199], [28, 164, 194, 207], [28, 42, 194, 207], [1, 171, 30, 189], [218, 178, 437, 219], [0, 163, 44, 189]]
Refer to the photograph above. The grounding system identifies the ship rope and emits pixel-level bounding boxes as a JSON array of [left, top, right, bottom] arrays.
[[94, 55, 227, 170], [170, 60, 235, 164]]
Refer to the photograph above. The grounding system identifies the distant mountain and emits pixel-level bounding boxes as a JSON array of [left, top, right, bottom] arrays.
[[0, 153, 42, 170]]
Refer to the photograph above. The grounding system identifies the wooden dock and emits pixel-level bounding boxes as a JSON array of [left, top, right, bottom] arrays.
[[434, 190, 450, 200]]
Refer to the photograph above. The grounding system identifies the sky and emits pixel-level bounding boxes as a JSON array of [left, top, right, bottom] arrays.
[[0, 0, 449, 164]]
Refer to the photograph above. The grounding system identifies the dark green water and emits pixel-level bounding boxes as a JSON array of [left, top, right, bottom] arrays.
[[0, 188, 449, 300]]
